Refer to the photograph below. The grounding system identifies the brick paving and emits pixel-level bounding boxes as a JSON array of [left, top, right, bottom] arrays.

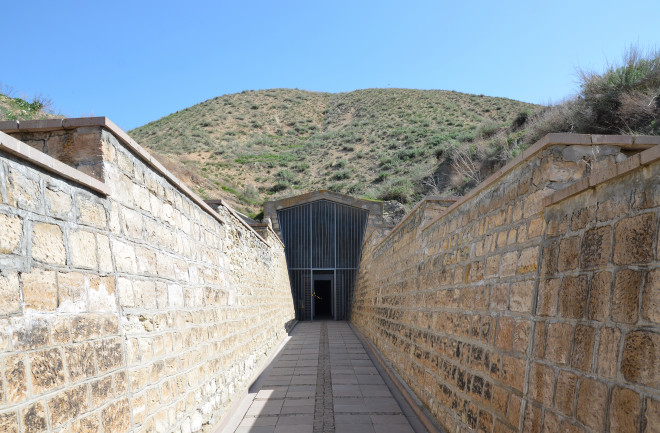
[[232, 321, 417, 433]]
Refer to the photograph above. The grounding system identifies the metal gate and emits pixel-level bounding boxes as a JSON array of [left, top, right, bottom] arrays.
[[277, 200, 368, 320]]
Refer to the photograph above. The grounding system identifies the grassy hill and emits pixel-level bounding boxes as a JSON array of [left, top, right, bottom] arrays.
[[130, 88, 540, 216]]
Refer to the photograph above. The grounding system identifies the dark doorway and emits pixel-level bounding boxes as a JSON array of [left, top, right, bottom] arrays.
[[313, 278, 333, 320]]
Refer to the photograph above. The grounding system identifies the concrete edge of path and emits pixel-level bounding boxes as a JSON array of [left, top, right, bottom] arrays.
[[213, 321, 299, 433], [349, 322, 446, 433]]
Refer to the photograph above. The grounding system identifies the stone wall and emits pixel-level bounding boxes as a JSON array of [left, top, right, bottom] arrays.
[[352, 134, 660, 433], [0, 119, 295, 433]]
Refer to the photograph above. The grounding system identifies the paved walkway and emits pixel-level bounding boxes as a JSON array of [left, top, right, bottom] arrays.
[[231, 321, 418, 433]]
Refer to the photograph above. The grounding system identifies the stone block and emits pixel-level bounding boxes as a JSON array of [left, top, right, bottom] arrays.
[[597, 327, 621, 378], [0, 213, 22, 254], [500, 252, 518, 277], [91, 376, 113, 407], [644, 398, 660, 433], [557, 236, 579, 272], [517, 247, 538, 274], [70, 230, 97, 269], [642, 269, 660, 324], [512, 321, 530, 353], [554, 370, 577, 416], [7, 168, 40, 212], [117, 277, 135, 308], [101, 399, 131, 433], [22, 269, 57, 311], [0, 412, 17, 433], [576, 377, 607, 432], [571, 325, 595, 372], [70, 414, 100, 433], [58, 271, 86, 312], [527, 362, 554, 406], [597, 197, 629, 222], [121, 207, 144, 240], [510, 280, 534, 313], [613, 213, 655, 264], [96, 337, 124, 373], [610, 386, 641, 433], [66, 342, 96, 381], [136, 246, 157, 276], [30, 348, 66, 394], [89, 275, 117, 312], [536, 278, 559, 316], [613, 269, 643, 324], [31, 222, 65, 265], [48, 385, 87, 426], [97, 234, 113, 273], [621, 330, 660, 387], [134, 280, 158, 309], [112, 240, 137, 273], [77, 195, 107, 228], [570, 205, 595, 231], [545, 322, 572, 365], [559, 275, 588, 319], [500, 355, 524, 391], [5, 355, 27, 402], [580, 226, 611, 269], [45, 186, 72, 218], [21, 401, 47, 433], [0, 271, 20, 315], [589, 271, 612, 321]]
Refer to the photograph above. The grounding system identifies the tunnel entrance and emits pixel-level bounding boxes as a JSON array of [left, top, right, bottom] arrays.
[[313, 274, 333, 320], [273, 195, 372, 321]]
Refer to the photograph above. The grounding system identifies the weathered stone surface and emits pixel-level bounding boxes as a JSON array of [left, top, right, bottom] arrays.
[[559, 275, 588, 319], [21, 269, 57, 311], [645, 398, 660, 433], [613, 213, 655, 264], [0, 271, 21, 315], [66, 342, 96, 381], [7, 168, 40, 212], [576, 378, 607, 431], [30, 348, 66, 394], [31, 222, 65, 265], [70, 230, 97, 269], [5, 355, 27, 402], [101, 399, 131, 433], [613, 269, 643, 324], [0, 412, 18, 433], [45, 186, 72, 217], [589, 271, 612, 320], [77, 195, 107, 228], [554, 370, 577, 416], [48, 385, 87, 426], [610, 386, 641, 433], [580, 226, 611, 268], [112, 239, 137, 273], [22, 401, 47, 433], [557, 236, 579, 272], [0, 213, 22, 254], [571, 325, 595, 372], [643, 269, 660, 324], [70, 414, 100, 433], [621, 330, 660, 387]]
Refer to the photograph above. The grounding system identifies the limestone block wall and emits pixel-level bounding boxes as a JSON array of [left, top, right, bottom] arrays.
[[351, 134, 660, 433], [0, 119, 295, 433]]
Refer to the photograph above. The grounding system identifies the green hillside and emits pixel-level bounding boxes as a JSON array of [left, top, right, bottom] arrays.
[[130, 88, 540, 215]]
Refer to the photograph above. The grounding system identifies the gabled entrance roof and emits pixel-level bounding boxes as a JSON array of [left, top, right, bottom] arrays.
[[263, 190, 384, 236]]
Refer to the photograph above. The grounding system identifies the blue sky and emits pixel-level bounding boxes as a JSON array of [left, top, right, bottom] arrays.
[[3, 0, 659, 131]]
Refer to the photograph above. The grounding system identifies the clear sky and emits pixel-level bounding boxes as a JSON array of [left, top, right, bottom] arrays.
[[3, 0, 659, 131]]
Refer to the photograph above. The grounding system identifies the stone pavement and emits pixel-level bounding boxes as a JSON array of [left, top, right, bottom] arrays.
[[231, 321, 419, 433]]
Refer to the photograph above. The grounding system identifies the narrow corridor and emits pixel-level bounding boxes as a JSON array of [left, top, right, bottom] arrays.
[[230, 322, 419, 433]]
